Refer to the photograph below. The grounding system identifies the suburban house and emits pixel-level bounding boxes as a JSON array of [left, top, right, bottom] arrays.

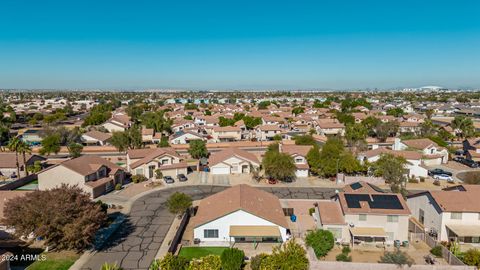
[[315, 119, 345, 136], [316, 182, 411, 245], [37, 155, 126, 199], [255, 125, 283, 141], [279, 144, 312, 178], [407, 185, 480, 244], [0, 153, 46, 179], [141, 127, 155, 143], [463, 137, 480, 162], [170, 130, 205, 145], [102, 113, 131, 132], [210, 126, 242, 142], [127, 148, 188, 178], [357, 148, 428, 178], [81, 130, 112, 146], [208, 148, 260, 175], [393, 138, 448, 165], [191, 184, 289, 246]]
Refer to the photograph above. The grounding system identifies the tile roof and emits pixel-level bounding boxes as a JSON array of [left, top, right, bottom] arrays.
[[280, 144, 312, 157], [317, 201, 345, 225], [402, 138, 437, 150], [129, 148, 181, 169], [192, 185, 288, 228], [409, 185, 480, 213], [83, 130, 112, 142], [49, 155, 123, 176], [208, 148, 260, 166]]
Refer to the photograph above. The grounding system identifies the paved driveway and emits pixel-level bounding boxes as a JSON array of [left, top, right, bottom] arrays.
[[81, 186, 336, 270]]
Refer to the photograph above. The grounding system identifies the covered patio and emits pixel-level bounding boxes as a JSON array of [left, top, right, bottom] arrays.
[[229, 225, 283, 247], [446, 224, 480, 244], [350, 227, 387, 248]]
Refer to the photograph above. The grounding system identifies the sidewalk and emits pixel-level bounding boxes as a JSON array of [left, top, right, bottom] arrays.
[[155, 214, 184, 259]]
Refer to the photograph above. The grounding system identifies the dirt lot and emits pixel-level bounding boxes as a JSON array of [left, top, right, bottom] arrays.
[[323, 241, 448, 265]]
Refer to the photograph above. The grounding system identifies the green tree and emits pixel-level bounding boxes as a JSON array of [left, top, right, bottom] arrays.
[[379, 249, 414, 267], [260, 240, 309, 270], [294, 135, 316, 145], [374, 153, 408, 194], [7, 136, 22, 177], [188, 140, 208, 159], [452, 115, 475, 139], [3, 185, 106, 250], [361, 116, 381, 137], [219, 117, 236, 127], [376, 121, 399, 142], [166, 192, 192, 216], [158, 136, 170, 148], [127, 126, 143, 149], [17, 140, 32, 176], [242, 116, 262, 129], [305, 229, 334, 258], [27, 160, 43, 174], [273, 134, 282, 141], [386, 108, 405, 117], [345, 123, 367, 150], [39, 134, 61, 155], [257, 101, 271, 110], [82, 104, 112, 127], [111, 131, 129, 152], [335, 112, 355, 125], [306, 145, 321, 175], [262, 147, 296, 182], [220, 248, 244, 270], [292, 107, 305, 116], [68, 142, 84, 158]]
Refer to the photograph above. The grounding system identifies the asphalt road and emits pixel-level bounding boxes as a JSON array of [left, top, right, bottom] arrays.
[[80, 185, 336, 270]]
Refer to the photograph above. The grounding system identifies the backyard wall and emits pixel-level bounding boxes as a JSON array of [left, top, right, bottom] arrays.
[[310, 261, 475, 270]]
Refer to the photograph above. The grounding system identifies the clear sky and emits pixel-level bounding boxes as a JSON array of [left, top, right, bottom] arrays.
[[1, 0, 479, 90]]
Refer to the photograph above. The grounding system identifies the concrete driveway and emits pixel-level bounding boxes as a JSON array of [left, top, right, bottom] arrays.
[[80, 185, 336, 270]]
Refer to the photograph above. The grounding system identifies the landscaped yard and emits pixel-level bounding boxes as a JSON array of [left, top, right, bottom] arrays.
[[27, 250, 80, 270], [178, 247, 228, 260]]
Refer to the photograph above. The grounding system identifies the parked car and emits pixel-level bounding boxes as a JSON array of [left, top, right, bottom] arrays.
[[433, 174, 454, 183], [163, 176, 175, 184], [463, 159, 479, 168], [428, 168, 452, 177], [177, 174, 188, 182], [453, 156, 464, 162]]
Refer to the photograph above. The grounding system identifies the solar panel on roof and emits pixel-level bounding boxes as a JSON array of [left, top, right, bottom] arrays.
[[344, 194, 404, 210], [350, 182, 363, 190]]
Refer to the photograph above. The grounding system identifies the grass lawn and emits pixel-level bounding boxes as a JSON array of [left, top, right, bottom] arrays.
[[27, 250, 80, 270], [178, 247, 228, 260]]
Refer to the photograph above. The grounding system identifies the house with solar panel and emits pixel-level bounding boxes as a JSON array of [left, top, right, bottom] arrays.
[[315, 182, 411, 246]]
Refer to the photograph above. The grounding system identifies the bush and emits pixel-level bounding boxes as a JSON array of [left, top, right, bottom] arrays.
[[250, 253, 269, 270], [433, 180, 441, 186], [430, 246, 442, 257], [132, 175, 147, 183], [336, 253, 352, 262], [114, 183, 122, 190], [408, 178, 419, 183], [462, 249, 480, 267], [152, 253, 188, 270], [305, 229, 334, 258], [155, 169, 163, 179], [188, 255, 221, 270], [308, 207, 315, 216], [260, 240, 308, 270], [167, 192, 193, 216], [419, 176, 426, 182], [379, 249, 414, 267], [341, 246, 351, 254], [220, 248, 244, 270]]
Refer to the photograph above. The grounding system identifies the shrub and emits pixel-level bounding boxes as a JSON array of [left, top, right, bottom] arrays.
[[101, 262, 121, 270], [462, 249, 480, 267], [250, 253, 269, 270], [341, 246, 351, 254], [336, 253, 352, 262], [155, 169, 163, 179], [305, 229, 334, 258], [433, 180, 441, 186], [308, 207, 315, 216], [220, 248, 244, 270], [132, 175, 147, 183], [153, 253, 188, 270], [167, 192, 193, 216], [115, 183, 122, 190], [379, 249, 414, 267], [188, 255, 221, 270], [260, 240, 308, 270], [408, 178, 419, 184], [430, 246, 442, 257], [419, 176, 426, 182]]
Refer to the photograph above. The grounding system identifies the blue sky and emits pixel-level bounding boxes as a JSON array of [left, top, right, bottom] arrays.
[[0, 0, 479, 90]]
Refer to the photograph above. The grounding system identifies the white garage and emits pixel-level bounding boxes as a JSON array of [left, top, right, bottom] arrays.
[[208, 148, 260, 175], [210, 163, 231, 175], [295, 169, 309, 178]]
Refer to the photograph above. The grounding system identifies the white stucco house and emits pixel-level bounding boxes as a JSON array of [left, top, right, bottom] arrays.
[[279, 144, 312, 178], [170, 130, 205, 145], [407, 185, 480, 244], [316, 182, 411, 245], [208, 148, 260, 175], [393, 138, 449, 165], [127, 148, 188, 178], [191, 185, 289, 246]]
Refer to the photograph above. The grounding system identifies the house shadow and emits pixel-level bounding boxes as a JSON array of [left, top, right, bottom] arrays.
[[94, 212, 134, 251]]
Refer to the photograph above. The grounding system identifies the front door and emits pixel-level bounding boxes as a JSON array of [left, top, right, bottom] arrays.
[[148, 165, 155, 178]]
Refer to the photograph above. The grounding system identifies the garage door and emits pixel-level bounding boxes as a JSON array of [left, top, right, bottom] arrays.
[[211, 166, 230, 175]]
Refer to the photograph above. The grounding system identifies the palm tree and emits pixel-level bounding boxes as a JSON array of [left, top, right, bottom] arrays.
[[7, 136, 22, 178], [17, 140, 32, 176]]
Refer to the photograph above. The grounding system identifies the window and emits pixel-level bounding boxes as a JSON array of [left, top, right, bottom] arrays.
[[295, 158, 303, 163], [161, 159, 169, 165], [419, 209, 425, 224], [451, 213, 462, 220], [387, 215, 399, 223], [136, 168, 144, 176], [204, 229, 218, 238], [359, 214, 367, 221]]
